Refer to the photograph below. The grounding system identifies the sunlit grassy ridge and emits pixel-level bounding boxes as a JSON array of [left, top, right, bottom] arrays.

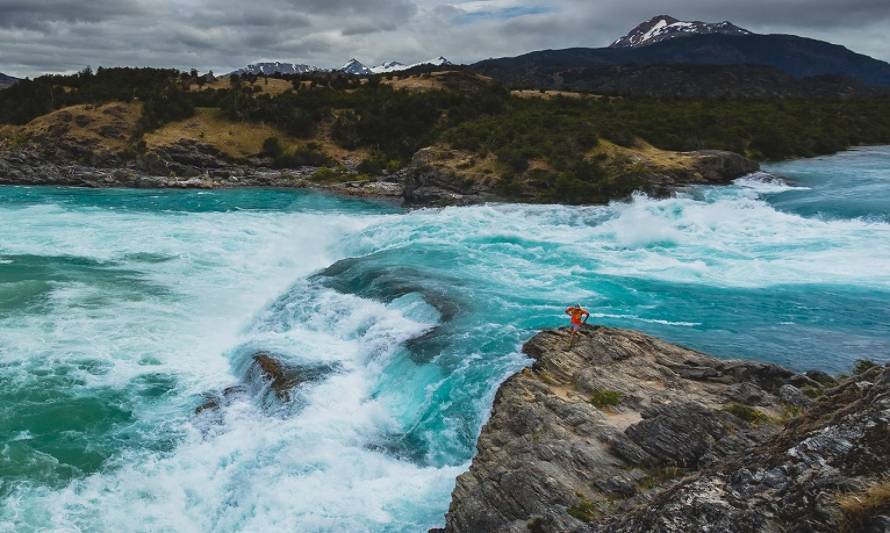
[[2, 67, 890, 198]]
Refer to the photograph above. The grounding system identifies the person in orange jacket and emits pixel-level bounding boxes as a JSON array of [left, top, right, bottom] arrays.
[[565, 304, 590, 348]]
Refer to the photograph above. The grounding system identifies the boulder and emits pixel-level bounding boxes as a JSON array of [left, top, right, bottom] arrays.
[[688, 150, 760, 184], [245, 351, 337, 403], [778, 383, 812, 407]]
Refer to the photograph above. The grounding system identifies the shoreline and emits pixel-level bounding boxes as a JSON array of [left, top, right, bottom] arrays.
[[0, 151, 760, 208], [439, 325, 889, 532]]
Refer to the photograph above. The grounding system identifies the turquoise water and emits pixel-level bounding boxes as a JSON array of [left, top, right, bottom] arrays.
[[1, 147, 889, 531]]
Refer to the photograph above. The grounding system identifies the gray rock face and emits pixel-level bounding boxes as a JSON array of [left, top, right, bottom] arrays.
[[400, 147, 499, 206], [594, 361, 890, 533], [442, 326, 886, 533], [0, 146, 316, 189], [687, 149, 761, 183]]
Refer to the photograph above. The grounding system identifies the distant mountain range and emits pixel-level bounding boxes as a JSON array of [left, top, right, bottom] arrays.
[[231, 56, 453, 77], [0, 73, 19, 89], [610, 15, 751, 48], [370, 57, 453, 74], [233, 62, 321, 76], [472, 15, 890, 91]]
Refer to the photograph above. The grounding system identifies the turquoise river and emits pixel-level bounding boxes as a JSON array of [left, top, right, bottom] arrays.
[[1, 146, 889, 531]]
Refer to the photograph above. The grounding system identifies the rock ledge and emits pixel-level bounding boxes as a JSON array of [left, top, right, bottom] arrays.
[[442, 325, 889, 532]]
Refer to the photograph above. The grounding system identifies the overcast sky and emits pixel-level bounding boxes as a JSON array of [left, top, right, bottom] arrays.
[[2, 0, 889, 77]]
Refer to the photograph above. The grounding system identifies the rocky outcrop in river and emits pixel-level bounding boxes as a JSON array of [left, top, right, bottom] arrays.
[[442, 326, 889, 532]]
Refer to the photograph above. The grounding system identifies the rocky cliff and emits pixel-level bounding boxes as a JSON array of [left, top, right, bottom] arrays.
[[442, 326, 888, 532]]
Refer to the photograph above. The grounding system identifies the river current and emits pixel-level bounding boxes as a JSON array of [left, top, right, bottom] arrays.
[[1, 147, 889, 531]]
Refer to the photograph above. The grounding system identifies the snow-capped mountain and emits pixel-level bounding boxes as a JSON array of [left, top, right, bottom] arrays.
[[230, 56, 453, 77], [339, 58, 372, 76], [610, 15, 752, 48], [370, 56, 453, 74], [370, 61, 408, 74], [232, 62, 322, 76]]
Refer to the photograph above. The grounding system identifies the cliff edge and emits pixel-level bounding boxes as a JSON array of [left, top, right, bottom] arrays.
[[442, 326, 889, 532]]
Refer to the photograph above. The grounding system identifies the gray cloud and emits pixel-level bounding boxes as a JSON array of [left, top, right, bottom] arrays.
[[0, 0, 888, 78]]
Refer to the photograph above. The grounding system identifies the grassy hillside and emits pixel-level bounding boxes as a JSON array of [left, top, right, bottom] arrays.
[[2, 66, 890, 201]]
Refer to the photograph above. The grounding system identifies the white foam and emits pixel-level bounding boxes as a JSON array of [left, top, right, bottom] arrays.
[[733, 171, 809, 194], [2, 284, 464, 531], [349, 191, 890, 290]]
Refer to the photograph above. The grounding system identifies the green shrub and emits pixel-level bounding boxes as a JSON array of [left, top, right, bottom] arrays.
[[262, 136, 283, 159], [723, 404, 772, 425], [567, 497, 598, 523], [311, 166, 348, 182], [589, 389, 623, 408], [802, 385, 823, 398], [853, 359, 878, 375], [290, 145, 331, 167], [526, 517, 546, 533]]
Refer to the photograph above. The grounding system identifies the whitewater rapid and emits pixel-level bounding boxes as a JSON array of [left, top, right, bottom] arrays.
[[2, 148, 890, 531]]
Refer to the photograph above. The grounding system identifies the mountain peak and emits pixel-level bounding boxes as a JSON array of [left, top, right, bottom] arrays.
[[232, 62, 321, 76], [610, 15, 752, 48], [370, 56, 453, 74], [339, 58, 372, 75]]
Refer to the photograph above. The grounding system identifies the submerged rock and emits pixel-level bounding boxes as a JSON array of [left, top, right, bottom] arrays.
[[194, 352, 338, 417], [245, 351, 337, 403], [194, 385, 248, 415], [442, 325, 889, 532]]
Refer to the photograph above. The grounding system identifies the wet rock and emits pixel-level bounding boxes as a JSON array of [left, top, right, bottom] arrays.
[[194, 385, 248, 415], [245, 352, 337, 403], [193, 353, 338, 421]]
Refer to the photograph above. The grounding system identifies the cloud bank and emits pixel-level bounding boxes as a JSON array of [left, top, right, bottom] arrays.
[[1, 0, 888, 77]]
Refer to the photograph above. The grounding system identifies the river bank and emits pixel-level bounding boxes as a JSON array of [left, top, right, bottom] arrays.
[[440, 325, 889, 532], [0, 137, 758, 207]]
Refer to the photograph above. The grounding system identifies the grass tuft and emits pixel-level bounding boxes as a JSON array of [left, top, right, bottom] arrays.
[[722, 403, 772, 426], [589, 389, 623, 408], [638, 466, 685, 491], [567, 496, 599, 523], [853, 359, 878, 375], [837, 479, 890, 533]]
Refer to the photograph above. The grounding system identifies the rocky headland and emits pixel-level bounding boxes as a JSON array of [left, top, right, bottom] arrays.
[[441, 325, 889, 532], [0, 137, 758, 207]]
